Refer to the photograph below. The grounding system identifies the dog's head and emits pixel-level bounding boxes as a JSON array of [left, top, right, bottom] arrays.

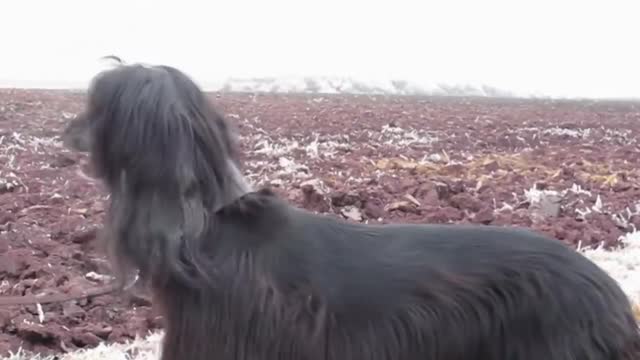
[[62, 63, 242, 191], [61, 55, 126, 154], [61, 62, 249, 287]]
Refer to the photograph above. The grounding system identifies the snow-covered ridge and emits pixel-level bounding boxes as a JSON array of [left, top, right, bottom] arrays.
[[0, 76, 543, 99], [3, 75, 640, 100], [202, 76, 526, 98]]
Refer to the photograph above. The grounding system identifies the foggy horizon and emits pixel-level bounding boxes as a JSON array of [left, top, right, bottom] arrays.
[[1, 0, 638, 99]]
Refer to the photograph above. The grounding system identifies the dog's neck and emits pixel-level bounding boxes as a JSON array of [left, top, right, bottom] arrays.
[[218, 159, 253, 210]]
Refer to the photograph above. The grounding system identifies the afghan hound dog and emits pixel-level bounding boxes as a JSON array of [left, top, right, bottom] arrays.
[[61, 62, 640, 360]]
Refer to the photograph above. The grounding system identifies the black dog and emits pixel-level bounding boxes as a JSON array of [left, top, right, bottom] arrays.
[[61, 62, 640, 360]]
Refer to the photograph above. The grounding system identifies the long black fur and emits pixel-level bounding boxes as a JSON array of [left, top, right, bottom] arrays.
[[62, 62, 640, 360]]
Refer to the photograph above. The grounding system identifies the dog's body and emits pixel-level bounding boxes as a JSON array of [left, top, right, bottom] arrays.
[[61, 61, 640, 360], [162, 188, 640, 360]]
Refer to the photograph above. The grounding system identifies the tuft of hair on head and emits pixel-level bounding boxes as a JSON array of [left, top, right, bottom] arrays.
[[100, 55, 126, 66], [82, 63, 251, 290]]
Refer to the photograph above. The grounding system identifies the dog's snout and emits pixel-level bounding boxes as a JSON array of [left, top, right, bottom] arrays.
[[61, 114, 91, 153]]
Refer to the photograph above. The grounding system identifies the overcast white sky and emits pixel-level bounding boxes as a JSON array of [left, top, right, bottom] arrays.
[[1, 0, 638, 98]]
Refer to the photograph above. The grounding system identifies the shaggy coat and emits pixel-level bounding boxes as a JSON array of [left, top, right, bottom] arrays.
[[62, 62, 640, 360]]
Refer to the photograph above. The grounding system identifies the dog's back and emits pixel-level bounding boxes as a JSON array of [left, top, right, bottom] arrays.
[[212, 189, 640, 360]]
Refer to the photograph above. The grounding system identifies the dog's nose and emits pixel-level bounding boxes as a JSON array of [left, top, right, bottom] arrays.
[[61, 115, 92, 153]]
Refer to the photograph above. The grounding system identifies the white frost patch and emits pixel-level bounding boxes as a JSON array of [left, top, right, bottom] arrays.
[[582, 231, 640, 305], [251, 132, 350, 160], [58, 332, 163, 360], [568, 183, 592, 197], [523, 186, 561, 205], [0, 132, 64, 172], [253, 138, 301, 157], [0, 176, 20, 191], [612, 204, 640, 231], [242, 122, 353, 187], [1, 332, 163, 360], [519, 126, 591, 139], [376, 124, 440, 148], [516, 126, 636, 144], [522, 184, 610, 221], [276, 157, 311, 179], [521, 184, 640, 306], [543, 127, 592, 139], [1, 132, 63, 154]]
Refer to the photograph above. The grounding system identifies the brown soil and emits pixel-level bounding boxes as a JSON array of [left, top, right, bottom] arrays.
[[1, 89, 640, 356]]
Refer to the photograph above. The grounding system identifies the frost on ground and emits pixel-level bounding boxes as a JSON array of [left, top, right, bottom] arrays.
[[582, 231, 640, 306], [2, 333, 163, 360]]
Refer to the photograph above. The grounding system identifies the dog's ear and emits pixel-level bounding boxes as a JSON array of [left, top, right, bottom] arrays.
[[61, 112, 92, 153], [106, 182, 208, 288]]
